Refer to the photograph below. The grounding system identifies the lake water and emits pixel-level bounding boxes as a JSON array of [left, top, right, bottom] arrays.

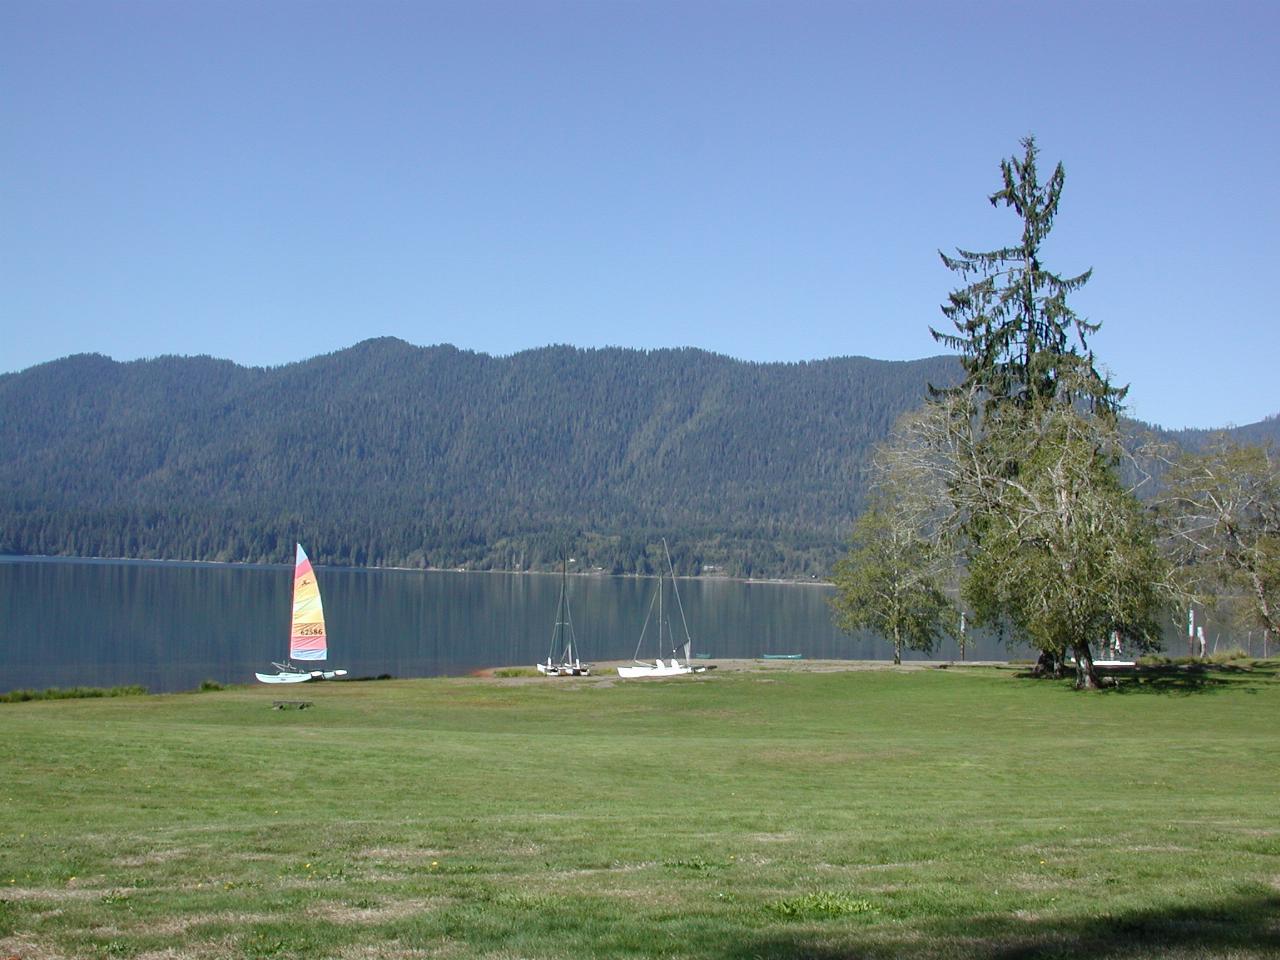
[[0, 556, 1027, 693]]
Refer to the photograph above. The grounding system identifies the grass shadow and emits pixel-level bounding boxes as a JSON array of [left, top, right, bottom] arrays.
[[1012, 660, 1278, 696], [720, 892, 1280, 959], [1113, 659, 1279, 696], [1107, 665, 1232, 696]]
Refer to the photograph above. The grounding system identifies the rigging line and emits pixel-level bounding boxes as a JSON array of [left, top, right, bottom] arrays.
[[548, 580, 567, 661], [633, 587, 659, 664], [549, 553, 573, 663], [564, 586, 581, 662], [662, 538, 694, 652]]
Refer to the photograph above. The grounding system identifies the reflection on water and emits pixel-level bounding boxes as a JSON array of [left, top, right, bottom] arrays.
[[1, 557, 1027, 693]]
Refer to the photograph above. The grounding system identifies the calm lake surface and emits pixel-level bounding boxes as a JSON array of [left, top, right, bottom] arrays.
[[1, 556, 1028, 693]]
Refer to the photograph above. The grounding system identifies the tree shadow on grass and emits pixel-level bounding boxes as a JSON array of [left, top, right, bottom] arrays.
[[1012, 662, 1276, 696], [720, 892, 1280, 960], [1106, 665, 1233, 696], [1110, 660, 1278, 696]]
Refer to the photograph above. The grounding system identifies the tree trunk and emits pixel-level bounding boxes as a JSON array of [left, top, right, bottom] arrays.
[[1033, 649, 1067, 677], [1249, 570, 1280, 638], [892, 626, 902, 666], [1072, 640, 1101, 690]]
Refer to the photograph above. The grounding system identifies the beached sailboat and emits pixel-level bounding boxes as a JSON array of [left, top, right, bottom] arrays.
[[536, 556, 591, 676], [617, 539, 707, 679], [255, 544, 348, 684]]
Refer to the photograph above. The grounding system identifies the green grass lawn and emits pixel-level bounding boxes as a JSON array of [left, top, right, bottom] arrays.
[[2, 663, 1277, 959]]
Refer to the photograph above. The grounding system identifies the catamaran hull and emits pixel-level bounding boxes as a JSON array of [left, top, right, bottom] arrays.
[[617, 661, 705, 678], [536, 662, 591, 676], [255, 669, 348, 684]]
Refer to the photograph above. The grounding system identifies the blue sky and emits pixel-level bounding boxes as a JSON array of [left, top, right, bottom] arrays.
[[2, 1, 1276, 429]]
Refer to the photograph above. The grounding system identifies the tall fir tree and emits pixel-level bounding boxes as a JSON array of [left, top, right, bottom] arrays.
[[931, 135, 1122, 414], [906, 137, 1167, 689]]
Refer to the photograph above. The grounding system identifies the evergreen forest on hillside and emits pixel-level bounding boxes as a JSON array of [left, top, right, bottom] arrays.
[[1, 339, 1274, 578], [0, 341, 958, 577]]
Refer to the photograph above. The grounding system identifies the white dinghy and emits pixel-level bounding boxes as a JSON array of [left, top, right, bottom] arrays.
[[617, 539, 707, 679]]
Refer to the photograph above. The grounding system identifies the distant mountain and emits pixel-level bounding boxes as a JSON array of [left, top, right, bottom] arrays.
[[1158, 416, 1280, 450], [0, 339, 1273, 577]]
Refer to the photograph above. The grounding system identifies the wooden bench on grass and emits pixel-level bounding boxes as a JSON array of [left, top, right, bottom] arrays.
[[272, 700, 313, 710]]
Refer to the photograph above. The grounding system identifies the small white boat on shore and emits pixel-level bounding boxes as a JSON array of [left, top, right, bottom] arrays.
[[618, 657, 701, 679], [537, 556, 591, 676], [618, 539, 706, 679]]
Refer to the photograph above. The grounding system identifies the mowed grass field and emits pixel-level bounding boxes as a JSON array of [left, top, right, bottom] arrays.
[[1, 662, 1277, 959]]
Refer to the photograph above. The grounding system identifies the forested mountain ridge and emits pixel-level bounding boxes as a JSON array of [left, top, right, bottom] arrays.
[[1, 340, 957, 576], [1, 338, 1274, 577], [1159, 416, 1280, 450]]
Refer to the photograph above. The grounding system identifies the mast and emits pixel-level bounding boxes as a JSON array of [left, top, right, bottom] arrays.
[[287, 543, 300, 668], [560, 555, 571, 664], [549, 553, 567, 666], [658, 561, 664, 659], [663, 538, 694, 662]]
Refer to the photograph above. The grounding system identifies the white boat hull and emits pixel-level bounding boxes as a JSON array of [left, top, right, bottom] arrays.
[[255, 669, 348, 684], [536, 661, 591, 676], [617, 659, 704, 679], [1065, 658, 1136, 668]]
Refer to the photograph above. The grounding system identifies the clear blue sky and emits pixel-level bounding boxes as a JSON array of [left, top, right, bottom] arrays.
[[2, 1, 1276, 429]]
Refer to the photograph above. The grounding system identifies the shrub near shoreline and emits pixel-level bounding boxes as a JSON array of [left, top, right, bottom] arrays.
[[0, 684, 148, 703]]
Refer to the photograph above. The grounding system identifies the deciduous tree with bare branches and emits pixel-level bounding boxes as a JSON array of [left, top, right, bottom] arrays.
[[829, 482, 957, 665], [1159, 438, 1280, 643], [880, 375, 1165, 688]]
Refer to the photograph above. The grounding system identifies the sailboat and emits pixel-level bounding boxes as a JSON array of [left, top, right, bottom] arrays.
[[536, 556, 591, 676], [255, 544, 348, 684], [617, 539, 707, 678]]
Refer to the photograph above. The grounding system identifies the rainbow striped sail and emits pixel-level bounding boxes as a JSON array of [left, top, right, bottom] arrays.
[[289, 544, 328, 661]]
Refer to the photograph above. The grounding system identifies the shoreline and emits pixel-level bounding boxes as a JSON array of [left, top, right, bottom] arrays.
[[471, 658, 1016, 678], [2, 661, 1018, 700], [0, 552, 836, 587]]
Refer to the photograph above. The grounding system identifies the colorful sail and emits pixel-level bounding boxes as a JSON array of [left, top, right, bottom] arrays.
[[289, 543, 327, 661]]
